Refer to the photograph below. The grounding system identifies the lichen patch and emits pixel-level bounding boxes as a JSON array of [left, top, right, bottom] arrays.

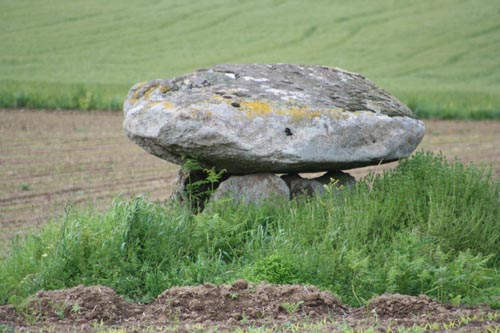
[[148, 101, 174, 110], [240, 101, 272, 117], [235, 100, 348, 121]]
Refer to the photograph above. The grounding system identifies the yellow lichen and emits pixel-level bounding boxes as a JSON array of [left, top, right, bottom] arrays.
[[240, 101, 272, 117], [131, 82, 170, 102], [236, 100, 347, 121], [129, 81, 148, 103], [132, 81, 148, 92], [159, 85, 170, 94], [210, 95, 224, 101], [143, 84, 159, 100], [148, 101, 174, 109], [127, 81, 172, 110], [285, 108, 321, 119]]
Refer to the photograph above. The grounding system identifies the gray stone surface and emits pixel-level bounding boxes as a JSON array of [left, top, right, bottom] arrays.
[[210, 173, 290, 205], [281, 174, 326, 198], [124, 64, 425, 173], [169, 168, 191, 204], [316, 171, 356, 188]]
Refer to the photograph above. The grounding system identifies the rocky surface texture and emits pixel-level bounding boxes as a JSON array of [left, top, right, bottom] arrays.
[[210, 173, 290, 205], [281, 174, 326, 198], [124, 64, 425, 207], [123, 64, 425, 174], [281, 171, 355, 199]]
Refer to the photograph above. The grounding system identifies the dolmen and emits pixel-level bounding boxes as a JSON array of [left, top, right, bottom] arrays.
[[123, 64, 425, 209]]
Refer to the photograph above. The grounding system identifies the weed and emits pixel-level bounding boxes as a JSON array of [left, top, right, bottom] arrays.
[[280, 300, 304, 314], [241, 311, 249, 324], [244, 254, 300, 284], [181, 156, 227, 211], [0, 152, 498, 309], [71, 302, 81, 314], [53, 301, 67, 319], [18, 183, 30, 191], [0, 324, 15, 333]]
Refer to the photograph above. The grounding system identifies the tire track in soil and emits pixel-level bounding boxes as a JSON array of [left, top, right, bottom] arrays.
[[0, 155, 164, 178], [1, 174, 172, 210], [1, 170, 175, 202], [1, 185, 170, 230], [1, 168, 171, 197], [0, 164, 157, 183]]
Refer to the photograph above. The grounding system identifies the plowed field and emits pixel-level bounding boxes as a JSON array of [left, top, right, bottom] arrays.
[[1, 109, 500, 257]]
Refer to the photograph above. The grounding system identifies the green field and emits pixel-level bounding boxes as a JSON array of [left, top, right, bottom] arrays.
[[1, 0, 500, 118]]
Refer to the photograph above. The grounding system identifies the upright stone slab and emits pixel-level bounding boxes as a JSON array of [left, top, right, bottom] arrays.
[[124, 64, 425, 173], [316, 171, 356, 188], [169, 168, 229, 211], [281, 174, 325, 198]]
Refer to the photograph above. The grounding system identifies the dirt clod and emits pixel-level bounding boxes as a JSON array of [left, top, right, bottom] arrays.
[[364, 293, 449, 318], [25, 285, 143, 323], [154, 281, 347, 323], [231, 278, 249, 290]]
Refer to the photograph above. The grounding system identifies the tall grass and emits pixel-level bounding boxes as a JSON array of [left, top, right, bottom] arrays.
[[1, 152, 498, 307], [401, 91, 500, 120], [1, 0, 500, 118], [0, 81, 125, 111]]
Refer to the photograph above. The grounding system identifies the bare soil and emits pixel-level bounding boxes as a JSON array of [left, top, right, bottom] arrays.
[[0, 282, 498, 332]]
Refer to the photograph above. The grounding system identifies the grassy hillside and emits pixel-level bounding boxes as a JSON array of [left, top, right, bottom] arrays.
[[1, 0, 500, 118]]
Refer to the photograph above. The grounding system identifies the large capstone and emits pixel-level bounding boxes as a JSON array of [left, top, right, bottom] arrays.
[[123, 64, 425, 173]]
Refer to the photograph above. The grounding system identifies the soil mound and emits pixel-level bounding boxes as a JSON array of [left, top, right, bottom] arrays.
[[0, 305, 18, 323], [25, 285, 142, 323], [363, 293, 450, 318], [154, 280, 348, 323], [1, 282, 498, 332]]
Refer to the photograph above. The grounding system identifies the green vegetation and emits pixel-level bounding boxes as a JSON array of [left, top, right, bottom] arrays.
[[18, 183, 30, 191], [1, 1, 500, 118], [181, 157, 227, 212], [1, 152, 499, 308], [0, 81, 124, 111]]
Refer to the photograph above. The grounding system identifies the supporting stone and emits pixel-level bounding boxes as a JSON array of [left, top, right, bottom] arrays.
[[281, 174, 325, 199], [170, 168, 229, 211], [210, 173, 290, 206]]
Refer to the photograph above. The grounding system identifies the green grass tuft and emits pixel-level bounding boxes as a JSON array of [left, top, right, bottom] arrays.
[[1, 152, 499, 307]]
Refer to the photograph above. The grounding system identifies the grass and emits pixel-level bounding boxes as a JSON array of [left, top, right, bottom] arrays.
[[0, 81, 124, 111], [0, 151, 499, 308], [1, 0, 500, 118]]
